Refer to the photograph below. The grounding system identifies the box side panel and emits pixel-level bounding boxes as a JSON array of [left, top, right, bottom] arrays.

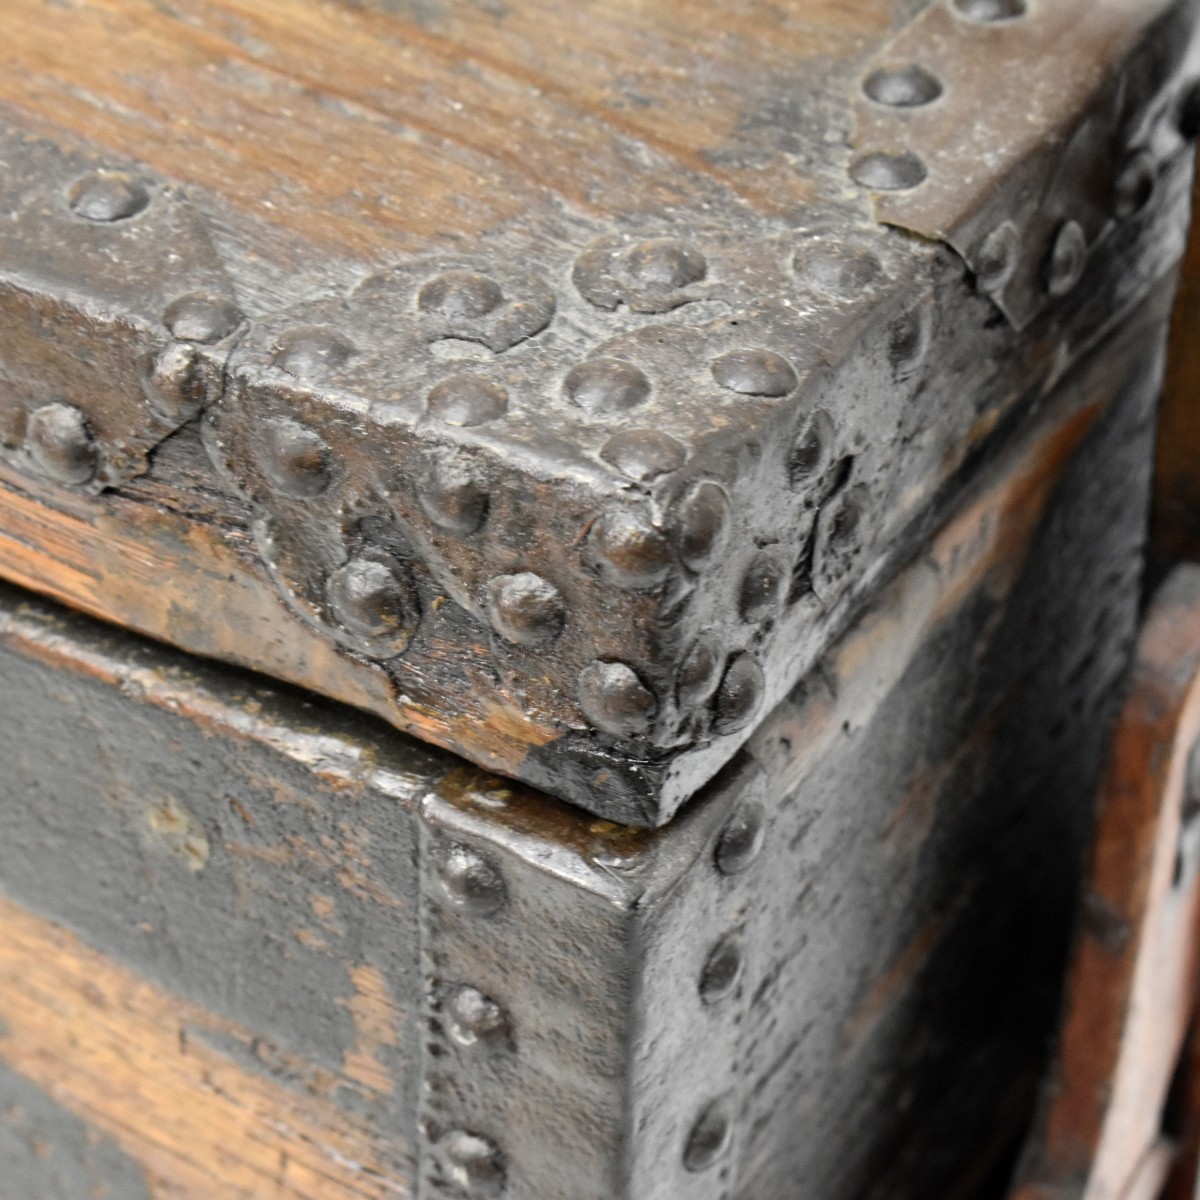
[[0, 599, 444, 1197]]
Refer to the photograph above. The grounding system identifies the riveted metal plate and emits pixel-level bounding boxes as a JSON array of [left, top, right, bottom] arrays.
[[852, 0, 1200, 328], [0, 132, 244, 489]]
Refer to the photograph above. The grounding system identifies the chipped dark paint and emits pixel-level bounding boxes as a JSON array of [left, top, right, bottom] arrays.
[[0, 1063, 153, 1200]]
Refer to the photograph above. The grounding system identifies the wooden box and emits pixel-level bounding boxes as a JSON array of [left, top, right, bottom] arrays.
[[0, 305, 1175, 1197], [0, 0, 1198, 1196]]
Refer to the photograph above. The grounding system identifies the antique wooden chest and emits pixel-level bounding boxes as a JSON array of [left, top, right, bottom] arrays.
[[1, 1, 1198, 1197]]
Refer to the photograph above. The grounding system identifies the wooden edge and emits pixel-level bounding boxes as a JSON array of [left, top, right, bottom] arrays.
[[1010, 564, 1200, 1199]]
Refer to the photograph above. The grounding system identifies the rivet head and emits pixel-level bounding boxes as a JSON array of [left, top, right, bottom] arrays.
[[418, 271, 504, 319], [435, 844, 507, 917], [787, 411, 834, 491], [1046, 220, 1087, 297], [599, 429, 687, 481], [272, 326, 356, 381], [684, 1099, 733, 1173], [794, 243, 884, 296], [1114, 152, 1155, 220], [486, 573, 565, 646], [416, 450, 488, 534], [1179, 80, 1200, 141], [888, 310, 929, 370], [444, 985, 512, 1051], [591, 509, 672, 589], [435, 1130, 506, 1198], [677, 636, 723, 709], [713, 654, 764, 736], [714, 801, 766, 875], [850, 150, 928, 192], [624, 239, 707, 289], [326, 556, 417, 642], [263, 418, 331, 498], [578, 661, 657, 738], [711, 349, 797, 397], [976, 222, 1020, 294], [676, 481, 732, 572], [67, 170, 150, 222], [952, 0, 1028, 21], [699, 934, 744, 1004], [426, 375, 509, 426], [163, 293, 243, 344], [143, 343, 209, 422], [26, 403, 98, 485], [564, 358, 651, 413], [739, 553, 785, 623], [863, 64, 943, 108]]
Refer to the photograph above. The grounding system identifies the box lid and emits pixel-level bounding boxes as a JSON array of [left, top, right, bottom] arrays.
[[0, 0, 1195, 824]]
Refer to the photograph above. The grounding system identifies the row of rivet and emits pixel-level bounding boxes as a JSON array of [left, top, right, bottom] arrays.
[[260, 402, 798, 737], [16, 288, 244, 487], [425, 794, 768, 1189], [423, 839, 511, 1196], [681, 795, 769, 1177], [851, 1, 1200, 312], [850, 0, 1028, 197]]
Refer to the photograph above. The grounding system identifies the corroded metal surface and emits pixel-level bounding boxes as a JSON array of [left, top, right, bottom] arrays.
[[1012, 566, 1200, 1200]]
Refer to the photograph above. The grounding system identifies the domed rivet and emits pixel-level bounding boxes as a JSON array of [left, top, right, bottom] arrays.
[[975, 221, 1021, 294], [794, 244, 884, 296], [599, 429, 687, 481], [888, 310, 928, 369], [683, 1099, 733, 1173], [849, 150, 928, 192], [676, 481, 732, 572], [578, 661, 657, 738], [564, 359, 651, 413], [326, 556, 416, 640], [67, 170, 150, 222], [272, 326, 356, 381], [863, 64, 943, 108], [444, 985, 512, 1051], [263, 418, 331, 498], [591, 509, 672, 589], [162, 293, 243, 344], [26, 403, 98, 485], [426, 375, 509, 426], [418, 271, 504, 319], [1046, 220, 1087, 297], [435, 1130, 506, 1198], [624, 239, 707, 288], [1114, 152, 1155, 220], [416, 450, 488, 534], [677, 636, 723, 709], [739, 553, 784, 623], [699, 934, 744, 1004], [788, 412, 834, 491], [434, 844, 507, 917], [486, 573, 565, 646], [711, 349, 797, 397], [1179, 80, 1200, 141], [712, 655, 764, 736], [952, 0, 1028, 21], [143, 343, 208, 422], [714, 801, 766, 875]]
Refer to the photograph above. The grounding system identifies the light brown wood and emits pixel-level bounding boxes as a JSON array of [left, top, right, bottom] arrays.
[[0, 0, 890, 261], [0, 897, 411, 1199]]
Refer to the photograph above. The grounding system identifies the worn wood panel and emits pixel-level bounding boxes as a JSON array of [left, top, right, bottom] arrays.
[[0, 899, 410, 1200]]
